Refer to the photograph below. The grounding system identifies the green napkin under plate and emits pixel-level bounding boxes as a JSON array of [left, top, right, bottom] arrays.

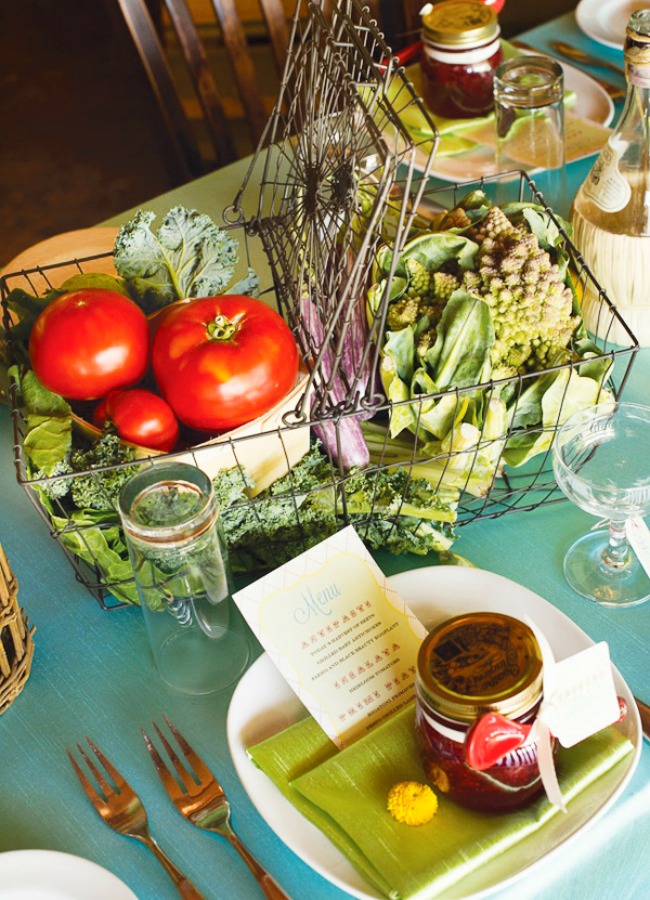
[[248, 703, 634, 900]]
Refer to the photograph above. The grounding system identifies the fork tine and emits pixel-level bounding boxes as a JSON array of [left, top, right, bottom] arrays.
[[67, 748, 102, 805], [141, 726, 185, 797], [76, 740, 114, 798], [162, 714, 215, 785], [68, 738, 206, 898], [151, 720, 198, 793], [86, 736, 129, 792]]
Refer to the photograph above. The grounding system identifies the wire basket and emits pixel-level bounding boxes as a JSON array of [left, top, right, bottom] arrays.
[[0, 1, 640, 609]]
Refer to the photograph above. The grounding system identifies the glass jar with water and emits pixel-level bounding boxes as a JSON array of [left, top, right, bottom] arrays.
[[118, 462, 249, 694]]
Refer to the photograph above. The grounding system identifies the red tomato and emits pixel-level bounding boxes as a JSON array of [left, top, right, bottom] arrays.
[[94, 389, 179, 452], [152, 295, 299, 432], [29, 288, 149, 400]]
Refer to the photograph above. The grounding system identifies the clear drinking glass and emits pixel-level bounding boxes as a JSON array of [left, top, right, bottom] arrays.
[[118, 462, 250, 694], [553, 402, 650, 607], [494, 55, 566, 210]]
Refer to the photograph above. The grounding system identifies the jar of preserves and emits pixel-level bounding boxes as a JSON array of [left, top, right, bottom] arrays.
[[420, 0, 503, 118], [415, 611, 548, 812]]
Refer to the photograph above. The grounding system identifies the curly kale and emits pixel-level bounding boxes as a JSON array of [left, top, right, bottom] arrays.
[[213, 444, 456, 573], [69, 433, 138, 511], [33, 458, 75, 501], [113, 206, 259, 313]]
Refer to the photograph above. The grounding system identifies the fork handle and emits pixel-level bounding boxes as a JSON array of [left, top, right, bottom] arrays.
[[225, 832, 292, 900], [139, 834, 205, 900]]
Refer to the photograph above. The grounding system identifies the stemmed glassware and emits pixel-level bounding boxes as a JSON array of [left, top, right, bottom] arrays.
[[553, 401, 650, 607]]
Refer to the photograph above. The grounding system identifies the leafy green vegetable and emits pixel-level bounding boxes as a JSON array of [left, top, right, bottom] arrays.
[[369, 191, 613, 471], [213, 444, 456, 573], [113, 206, 259, 312], [68, 433, 139, 511], [10, 366, 72, 474], [362, 410, 506, 501], [51, 508, 140, 605]]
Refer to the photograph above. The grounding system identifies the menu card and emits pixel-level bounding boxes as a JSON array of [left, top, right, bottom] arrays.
[[233, 526, 427, 748]]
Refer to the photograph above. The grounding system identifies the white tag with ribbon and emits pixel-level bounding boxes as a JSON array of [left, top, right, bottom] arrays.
[[526, 618, 620, 812], [626, 517, 650, 578]]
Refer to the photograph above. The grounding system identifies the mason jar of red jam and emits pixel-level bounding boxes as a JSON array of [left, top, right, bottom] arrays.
[[415, 611, 548, 813], [420, 0, 503, 118]]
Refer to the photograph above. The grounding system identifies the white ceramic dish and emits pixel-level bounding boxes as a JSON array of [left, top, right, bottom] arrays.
[[0, 849, 137, 899], [227, 566, 641, 900], [576, 0, 640, 49]]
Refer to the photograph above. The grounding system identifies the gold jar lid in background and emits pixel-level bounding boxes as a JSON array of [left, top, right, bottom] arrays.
[[417, 612, 543, 722], [421, 1, 499, 48]]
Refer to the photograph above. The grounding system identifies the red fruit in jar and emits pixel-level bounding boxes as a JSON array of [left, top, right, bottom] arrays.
[[94, 389, 179, 452], [465, 712, 532, 771], [29, 288, 149, 400], [482, 0, 506, 12]]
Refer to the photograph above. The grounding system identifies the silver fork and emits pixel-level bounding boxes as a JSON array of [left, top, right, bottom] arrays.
[[142, 715, 292, 900], [67, 737, 204, 900]]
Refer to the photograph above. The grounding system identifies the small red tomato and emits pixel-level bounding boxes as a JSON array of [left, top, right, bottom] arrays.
[[152, 295, 299, 432], [29, 288, 149, 400], [94, 389, 179, 452]]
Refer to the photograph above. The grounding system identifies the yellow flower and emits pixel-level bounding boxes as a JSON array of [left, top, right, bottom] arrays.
[[387, 781, 438, 826]]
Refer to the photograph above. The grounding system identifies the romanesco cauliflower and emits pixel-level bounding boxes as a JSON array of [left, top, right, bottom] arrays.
[[467, 206, 579, 379], [387, 204, 579, 380]]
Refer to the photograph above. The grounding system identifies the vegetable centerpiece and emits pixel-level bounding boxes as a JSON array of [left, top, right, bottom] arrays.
[[1, 191, 616, 605]]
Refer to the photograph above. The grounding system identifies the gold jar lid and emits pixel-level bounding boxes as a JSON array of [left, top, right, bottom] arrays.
[[421, 1, 499, 48], [417, 612, 543, 723]]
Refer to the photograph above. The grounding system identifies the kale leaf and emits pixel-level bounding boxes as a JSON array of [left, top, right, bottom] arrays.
[[214, 444, 456, 574], [113, 206, 258, 312]]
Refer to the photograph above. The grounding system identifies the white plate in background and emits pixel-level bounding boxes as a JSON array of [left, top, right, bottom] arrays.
[[576, 0, 640, 49], [227, 566, 641, 900], [0, 850, 137, 899]]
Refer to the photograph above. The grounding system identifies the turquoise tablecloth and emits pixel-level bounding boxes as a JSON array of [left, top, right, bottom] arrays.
[[0, 12, 647, 900]]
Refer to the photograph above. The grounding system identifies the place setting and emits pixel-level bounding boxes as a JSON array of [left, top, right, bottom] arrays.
[[376, 0, 616, 185], [1, 1, 649, 899]]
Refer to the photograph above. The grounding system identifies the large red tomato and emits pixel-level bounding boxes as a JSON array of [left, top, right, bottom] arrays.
[[94, 389, 179, 452], [29, 288, 149, 400], [152, 295, 299, 432]]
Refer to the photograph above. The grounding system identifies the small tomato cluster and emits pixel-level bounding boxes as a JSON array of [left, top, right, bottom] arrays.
[[28, 287, 299, 454]]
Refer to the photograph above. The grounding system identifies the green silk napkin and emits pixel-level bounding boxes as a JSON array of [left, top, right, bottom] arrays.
[[248, 703, 634, 900]]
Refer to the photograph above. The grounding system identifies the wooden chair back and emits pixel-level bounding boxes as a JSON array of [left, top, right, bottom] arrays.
[[115, 0, 293, 182], [114, 1, 401, 183]]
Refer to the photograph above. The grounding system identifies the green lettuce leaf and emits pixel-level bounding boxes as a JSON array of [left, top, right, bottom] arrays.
[[11, 367, 72, 474]]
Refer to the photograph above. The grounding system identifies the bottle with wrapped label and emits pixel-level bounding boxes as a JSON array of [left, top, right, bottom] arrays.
[[571, 9, 650, 345]]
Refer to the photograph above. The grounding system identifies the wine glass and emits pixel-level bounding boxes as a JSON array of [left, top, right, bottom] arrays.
[[552, 401, 650, 607]]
